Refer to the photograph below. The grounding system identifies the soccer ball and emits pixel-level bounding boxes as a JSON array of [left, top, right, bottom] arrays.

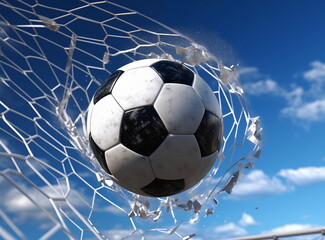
[[87, 59, 223, 197]]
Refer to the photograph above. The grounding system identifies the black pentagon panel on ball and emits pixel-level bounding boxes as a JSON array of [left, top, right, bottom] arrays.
[[195, 111, 223, 157], [141, 178, 185, 197], [89, 134, 111, 174], [120, 106, 168, 156], [151, 60, 194, 86], [93, 70, 124, 104]]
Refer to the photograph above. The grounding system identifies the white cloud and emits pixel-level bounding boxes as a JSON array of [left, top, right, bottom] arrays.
[[229, 170, 289, 198], [222, 167, 325, 199], [268, 223, 312, 233], [303, 61, 325, 82], [242, 79, 282, 96], [238, 66, 260, 77], [239, 66, 282, 96], [239, 213, 258, 227], [281, 98, 325, 122], [103, 224, 201, 240], [278, 167, 325, 185], [282, 86, 304, 106], [239, 62, 325, 123], [2, 183, 90, 225], [104, 205, 128, 216], [213, 222, 247, 238], [0, 138, 13, 169], [263, 224, 316, 240], [104, 229, 143, 240], [263, 224, 315, 240], [3, 184, 68, 213], [281, 61, 325, 122]]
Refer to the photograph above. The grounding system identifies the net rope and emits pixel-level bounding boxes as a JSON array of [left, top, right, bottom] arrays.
[[0, 0, 262, 239]]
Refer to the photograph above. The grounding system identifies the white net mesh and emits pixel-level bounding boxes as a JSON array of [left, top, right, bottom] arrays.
[[0, 0, 262, 239]]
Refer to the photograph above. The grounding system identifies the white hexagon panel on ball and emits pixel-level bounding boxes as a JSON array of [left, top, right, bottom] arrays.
[[154, 83, 205, 134], [149, 134, 201, 180], [105, 144, 155, 194], [112, 67, 164, 111], [192, 74, 222, 119], [90, 95, 124, 150], [118, 58, 162, 71]]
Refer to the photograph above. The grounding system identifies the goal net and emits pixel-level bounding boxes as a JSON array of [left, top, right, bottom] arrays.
[[0, 0, 262, 239]]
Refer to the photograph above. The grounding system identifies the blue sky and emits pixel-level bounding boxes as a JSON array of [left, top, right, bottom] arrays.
[[1, 0, 325, 239], [117, 0, 325, 239]]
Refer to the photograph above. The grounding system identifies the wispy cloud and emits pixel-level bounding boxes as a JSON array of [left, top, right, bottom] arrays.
[[226, 166, 325, 199], [303, 61, 325, 82], [238, 67, 260, 77], [104, 205, 128, 216], [278, 166, 325, 185], [241, 79, 282, 96], [103, 224, 200, 240], [212, 222, 247, 238], [262, 223, 316, 240], [282, 98, 325, 122], [229, 170, 290, 198], [2, 183, 90, 226], [239, 61, 325, 123], [239, 213, 258, 227], [266, 223, 313, 233], [3, 184, 69, 213], [104, 229, 144, 240]]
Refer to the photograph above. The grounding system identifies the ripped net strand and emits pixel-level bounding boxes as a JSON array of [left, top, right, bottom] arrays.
[[0, 0, 262, 239]]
